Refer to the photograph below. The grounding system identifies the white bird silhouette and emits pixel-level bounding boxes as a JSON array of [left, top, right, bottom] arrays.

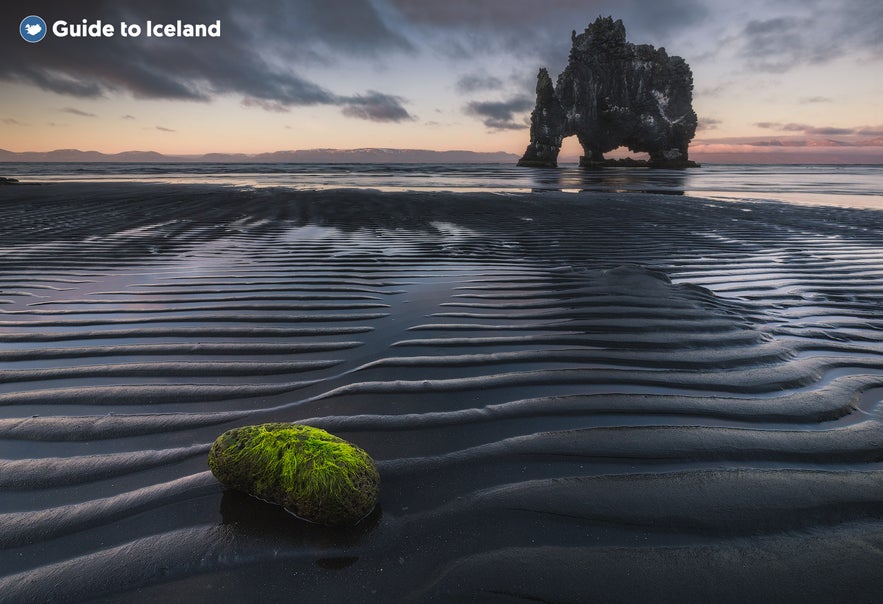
[[25, 23, 42, 36]]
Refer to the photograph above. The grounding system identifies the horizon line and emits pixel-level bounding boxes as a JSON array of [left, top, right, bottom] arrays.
[[1, 146, 882, 166]]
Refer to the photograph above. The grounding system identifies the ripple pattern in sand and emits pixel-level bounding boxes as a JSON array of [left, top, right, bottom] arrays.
[[1, 185, 882, 602]]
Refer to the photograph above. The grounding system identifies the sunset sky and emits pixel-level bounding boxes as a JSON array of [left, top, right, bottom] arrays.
[[2, 0, 881, 162]]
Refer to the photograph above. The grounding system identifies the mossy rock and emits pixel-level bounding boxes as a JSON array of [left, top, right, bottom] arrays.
[[208, 423, 379, 526]]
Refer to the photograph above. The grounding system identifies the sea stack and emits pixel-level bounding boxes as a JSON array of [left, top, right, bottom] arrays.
[[517, 16, 698, 168]]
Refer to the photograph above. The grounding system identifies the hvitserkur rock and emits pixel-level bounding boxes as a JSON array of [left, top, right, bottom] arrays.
[[518, 16, 698, 169]]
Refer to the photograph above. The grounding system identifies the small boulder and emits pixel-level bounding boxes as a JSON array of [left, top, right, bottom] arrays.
[[208, 423, 379, 526]]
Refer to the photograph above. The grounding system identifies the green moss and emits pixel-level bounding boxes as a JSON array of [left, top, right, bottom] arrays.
[[208, 423, 379, 526]]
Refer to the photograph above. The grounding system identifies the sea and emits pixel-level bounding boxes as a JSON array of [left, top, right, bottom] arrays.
[[2, 162, 882, 209]]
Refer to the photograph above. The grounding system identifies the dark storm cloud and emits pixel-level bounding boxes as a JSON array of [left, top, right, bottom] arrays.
[[0, 0, 414, 121], [340, 92, 416, 122], [2, 0, 717, 123], [17, 68, 105, 98], [465, 96, 533, 130]]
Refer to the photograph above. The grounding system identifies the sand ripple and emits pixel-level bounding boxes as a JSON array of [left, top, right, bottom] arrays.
[[1, 184, 882, 601]]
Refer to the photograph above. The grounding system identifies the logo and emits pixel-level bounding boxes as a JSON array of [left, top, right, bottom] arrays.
[[20, 15, 47, 43]]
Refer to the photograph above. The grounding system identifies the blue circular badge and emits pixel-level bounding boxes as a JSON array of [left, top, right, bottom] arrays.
[[20, 15, 47, 43]]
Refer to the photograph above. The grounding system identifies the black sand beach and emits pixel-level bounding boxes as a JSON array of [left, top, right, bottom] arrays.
[[1, 183, 883, 601]]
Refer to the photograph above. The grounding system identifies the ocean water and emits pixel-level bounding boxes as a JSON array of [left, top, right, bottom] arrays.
[[3, 162, 882, 208]]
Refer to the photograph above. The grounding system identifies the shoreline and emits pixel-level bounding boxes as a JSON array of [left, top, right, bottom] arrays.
[[3, 177, 883, 208], [1, 163, 880, 210]]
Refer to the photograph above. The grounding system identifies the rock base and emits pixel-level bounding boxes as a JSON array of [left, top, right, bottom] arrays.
[[578, 157, 701, 169], [517, 158, 558, 168]]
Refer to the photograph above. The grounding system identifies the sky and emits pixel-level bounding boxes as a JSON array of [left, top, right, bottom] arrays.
[[1, 0, 882, 162]]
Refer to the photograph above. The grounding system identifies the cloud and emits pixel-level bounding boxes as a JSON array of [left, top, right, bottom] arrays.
[[390, 0, 707, 34], [14, 69, 104, 98], [2, 118, 26, 126], [806, 126, 855, 136], [755, 122, 823, 133], [734, 0, 883, 72], [156, 126, 175, 132], [389, 0, 709, 70], [747, 139, 790, 147], [697, 117, 722, 131], [465, 96, 533, 130], [0, 0, 413, 119], [689, 140, 883, 164], [738, 17, 823, 73], [121, 114, 136, 120], [287, 0, 414, 55], [820, 0, 883, 59], [241, 98, 291, 113], [0, 0, 710, 129], [697, 132, 883, 148], [60, 107, 97, 117], [695, 83, 732, 99], [456, 73, 504, 93], [753, 122, 876, 137], [800, 96, 832, 104], [340, 91, 416, 122]]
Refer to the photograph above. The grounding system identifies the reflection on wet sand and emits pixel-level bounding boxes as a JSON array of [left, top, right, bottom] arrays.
[[1, 183, 883, 601], [529, 165, 687, 194]]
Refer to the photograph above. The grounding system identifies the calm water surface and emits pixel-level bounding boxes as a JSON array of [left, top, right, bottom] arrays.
[[3, 162, 882, 208]]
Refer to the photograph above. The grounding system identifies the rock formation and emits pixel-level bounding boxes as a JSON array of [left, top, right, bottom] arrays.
[[518, 16, 698, 168]]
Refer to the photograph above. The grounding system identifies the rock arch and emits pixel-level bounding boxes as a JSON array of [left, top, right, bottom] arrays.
[[517, 17, 698, 169]]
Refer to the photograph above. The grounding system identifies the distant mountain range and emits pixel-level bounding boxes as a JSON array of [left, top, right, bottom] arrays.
[[0, 148, 520, 163], [5, 146, 878, 166]]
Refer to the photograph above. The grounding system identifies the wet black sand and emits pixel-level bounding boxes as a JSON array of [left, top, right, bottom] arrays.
[[1, 183, 882, 602]]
